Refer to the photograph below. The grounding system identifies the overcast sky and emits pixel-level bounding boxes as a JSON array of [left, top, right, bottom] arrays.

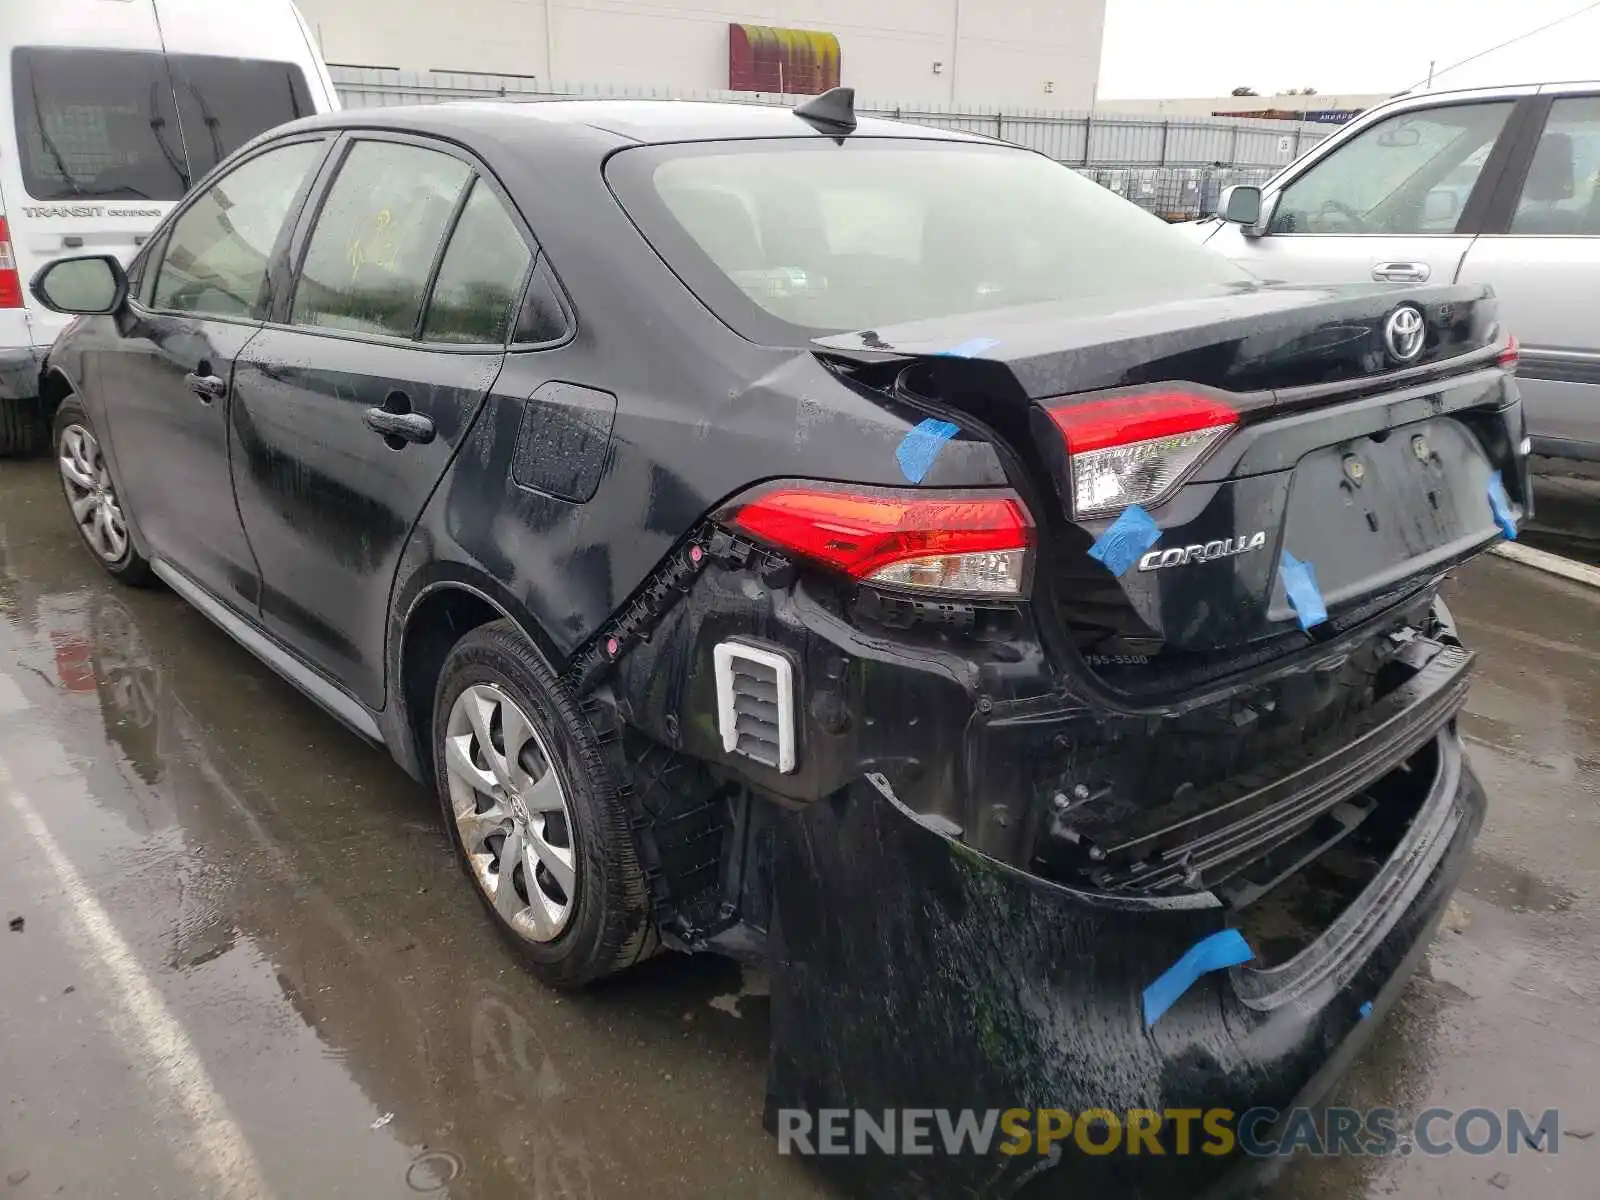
[[1098, 0, 1600, 98]]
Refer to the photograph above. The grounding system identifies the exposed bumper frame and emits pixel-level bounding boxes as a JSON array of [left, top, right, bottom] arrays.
[[763, 730, 1484, 1197]]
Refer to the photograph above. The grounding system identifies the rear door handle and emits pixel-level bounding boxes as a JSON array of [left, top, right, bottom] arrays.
[[1372, 261, 1431, 283], [364, 407, 435, 446], [184, 372, 227, 401]]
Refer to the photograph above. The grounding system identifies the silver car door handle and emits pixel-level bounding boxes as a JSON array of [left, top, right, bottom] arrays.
[[1372, 261, 1431, 283], [364, 407, 436, 445], [183, 372, 227, 401]]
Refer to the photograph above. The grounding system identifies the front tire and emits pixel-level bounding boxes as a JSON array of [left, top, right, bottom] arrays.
[[433, 620, 656, 987], [52, 398, 153, 586]]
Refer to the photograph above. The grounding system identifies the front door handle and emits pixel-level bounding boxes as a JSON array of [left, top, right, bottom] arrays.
[[1372, 261, 1431, 283], [184, 372, 227, 401], [364, 407, 436, 446]]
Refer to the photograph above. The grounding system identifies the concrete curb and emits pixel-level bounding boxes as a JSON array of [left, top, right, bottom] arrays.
[[1491, 541, 1600, 590]]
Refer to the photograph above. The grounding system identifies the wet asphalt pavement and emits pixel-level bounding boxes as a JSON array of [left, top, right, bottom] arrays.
[[1523, 460, 1600, 568], [1, 456, 1597, 1200]]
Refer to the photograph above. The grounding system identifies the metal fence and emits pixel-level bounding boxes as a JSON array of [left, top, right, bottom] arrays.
[[1076, 165, 1280, 222], [330, 66, 1327, 220]]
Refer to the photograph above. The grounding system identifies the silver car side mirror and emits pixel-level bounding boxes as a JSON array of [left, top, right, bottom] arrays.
[[1218, 185, 1264, 230]]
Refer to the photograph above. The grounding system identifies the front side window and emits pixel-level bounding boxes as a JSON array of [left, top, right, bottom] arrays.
[[150, 139, 326, 319], [292, 141, 471, 338], [1269, 102, 1515, 236], [10, 47, 188, 200], [420, 180, 532, 344], [607, 140, 1250, 341], [1510, 96, 1600, 235]]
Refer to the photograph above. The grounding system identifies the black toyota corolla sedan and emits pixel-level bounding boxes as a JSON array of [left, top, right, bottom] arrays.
[[31, 91, 1525, 1194]]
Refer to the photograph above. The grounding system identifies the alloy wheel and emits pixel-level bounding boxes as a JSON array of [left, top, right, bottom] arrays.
[[58, 424, 129, 564], [444, 683, 578, 942]]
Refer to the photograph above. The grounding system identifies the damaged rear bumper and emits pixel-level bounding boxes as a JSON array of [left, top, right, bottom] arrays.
[[764, 728, 1485, 1197], [592, 508, 1487, 1194]]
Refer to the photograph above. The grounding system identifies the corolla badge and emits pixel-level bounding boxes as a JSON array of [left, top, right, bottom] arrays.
[[1138, 531, 1268, 571], [1384, 305, 1426, 363]]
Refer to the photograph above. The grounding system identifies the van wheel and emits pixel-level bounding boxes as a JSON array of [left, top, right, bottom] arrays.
[[53, 398, 153, 586], [433, 620, 657, 988], [0, 397, 47, 457]]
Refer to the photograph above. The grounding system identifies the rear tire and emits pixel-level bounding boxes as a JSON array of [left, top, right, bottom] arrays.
[[52, 397, 153, 586], [0, 397, 48, 457], [433, 620, 656, 988]]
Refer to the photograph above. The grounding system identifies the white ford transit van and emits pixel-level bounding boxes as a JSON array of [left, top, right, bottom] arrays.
[[0, 0, 338, 452]]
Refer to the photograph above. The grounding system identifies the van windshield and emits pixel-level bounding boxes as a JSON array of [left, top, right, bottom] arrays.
[[11, 48, 314, 201]]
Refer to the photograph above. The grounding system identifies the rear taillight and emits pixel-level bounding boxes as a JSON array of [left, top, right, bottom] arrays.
[[0, 219, 22, 309], [1043, 391, 1238, 518], [1498, 335, 1519, 371], [721, 482, 1033, 597]]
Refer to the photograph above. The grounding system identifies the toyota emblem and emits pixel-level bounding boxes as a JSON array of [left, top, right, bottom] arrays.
[[1384, 306, 1426, 363]]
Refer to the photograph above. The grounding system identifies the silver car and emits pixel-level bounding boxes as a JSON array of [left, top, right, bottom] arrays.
[[1193, 81, 1600, 461]]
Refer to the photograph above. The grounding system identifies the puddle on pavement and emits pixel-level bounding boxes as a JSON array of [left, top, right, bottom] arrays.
[[1462, 851, 1577, 915], [0, 462, 824, 1200]]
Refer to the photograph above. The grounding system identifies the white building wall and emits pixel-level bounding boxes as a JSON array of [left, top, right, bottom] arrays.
[[295, 0, 1106, 108]]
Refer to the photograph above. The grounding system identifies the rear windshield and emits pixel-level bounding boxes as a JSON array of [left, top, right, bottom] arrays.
[[11, 47, 313, 201], [607, 139, 1251, 342]]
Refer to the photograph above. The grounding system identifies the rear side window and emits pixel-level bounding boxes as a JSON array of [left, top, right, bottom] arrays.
[[1510, 96, 1600, 235], [420, 181, 533, 344], [151, 139, 326, 319], [607, 140, 1250, 342], [292, 141, 471, 338], [168, 55, 315, 179], [514, 267, 569, 344], [10, 47, 188, 200]]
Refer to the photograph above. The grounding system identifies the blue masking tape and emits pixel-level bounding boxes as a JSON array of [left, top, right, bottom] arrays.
[[1280, 551, 1329, 631], [939, 337, 1000, 359], [1488, 471, 1518, 540], [1087, 505, 1161, 577], [1143, 929, 1254, 1027], [1359, 1001, 1374, 1020], [896, 418, 961, 483]]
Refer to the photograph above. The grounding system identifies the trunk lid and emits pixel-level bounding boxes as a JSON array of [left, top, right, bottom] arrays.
[[814, 280, 1498, 399], [816, 281, 1525, 687]]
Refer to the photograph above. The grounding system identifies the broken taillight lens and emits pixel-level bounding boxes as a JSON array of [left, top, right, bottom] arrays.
[[1043, 391, 1238, 518], [721, 482, 1033, 597]]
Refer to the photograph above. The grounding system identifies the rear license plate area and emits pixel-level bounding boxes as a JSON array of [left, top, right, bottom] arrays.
[[1269, 417, 1496, 622]]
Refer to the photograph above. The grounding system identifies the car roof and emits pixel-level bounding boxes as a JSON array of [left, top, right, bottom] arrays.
[[1384, 79, 1600, 104], [280, 97, 992, 152]]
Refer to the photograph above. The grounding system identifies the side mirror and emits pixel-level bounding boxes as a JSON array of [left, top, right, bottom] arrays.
[[1219, 184, 1264, 228], [1423, 187, 1460, 225], [29, 255, 128, 316]]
